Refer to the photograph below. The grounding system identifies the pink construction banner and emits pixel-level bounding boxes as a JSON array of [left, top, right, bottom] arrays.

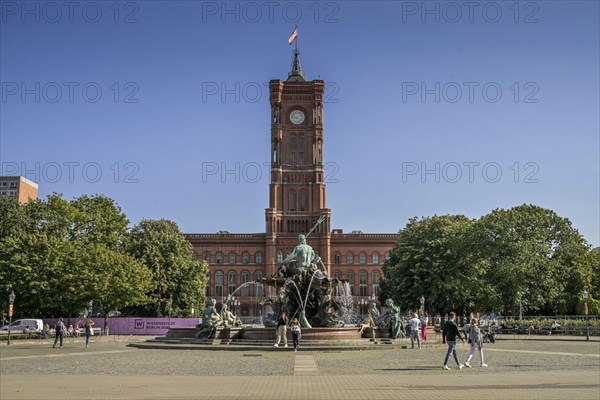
[[44, 317, 200, 335]]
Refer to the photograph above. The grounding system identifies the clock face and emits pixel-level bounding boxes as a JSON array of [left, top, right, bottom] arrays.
[[290, 110, 305, 125]]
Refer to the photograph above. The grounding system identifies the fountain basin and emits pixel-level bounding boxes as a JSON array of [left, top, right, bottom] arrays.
[[165, 326, 393, 341]]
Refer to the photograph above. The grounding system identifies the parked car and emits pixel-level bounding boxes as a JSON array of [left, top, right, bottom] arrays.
[[1, 319, 44, 332]]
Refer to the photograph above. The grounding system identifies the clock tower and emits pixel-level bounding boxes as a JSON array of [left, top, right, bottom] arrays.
[[265, 47, 331, 277]]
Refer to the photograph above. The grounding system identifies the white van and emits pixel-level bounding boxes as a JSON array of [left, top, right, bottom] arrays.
[[1, 319, 44, 332]]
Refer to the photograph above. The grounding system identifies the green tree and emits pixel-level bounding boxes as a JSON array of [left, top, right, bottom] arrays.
[[0, 194, 151, 319], [380, 215, 475, 315], [80, 243, 153, 328], [1, 233, 84, 317], [0, 196, 35, 239], [124, 219, 208, 317], [70, 195, 130, 248], [469, 204, 593, 315]]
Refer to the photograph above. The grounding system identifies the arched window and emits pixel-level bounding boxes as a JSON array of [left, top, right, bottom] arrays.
[[192, 252, 198, 260], [255, 252, 263, 264], [332, 270, 342, 296], [372, 252, 379, 264], [254, 271, 263, 297], [205, 271, 210, 297], [203, 252, 211, 262], [298, 134, 305, 165], [346, 271, 354, 295], [229, 252, 236, 264], [290, 134, 296, 165], [242, 251, 249, 264], [299, 190, 306, 211], [372, 271, 381, 296], [346, 252, 354, 264], [241, 270, 250, 296], [228, 271, 236, 295], [289, 190, 296, 211], [277, 251, 283, 263], [359, 270, 368, 296], [215, 271, 224, 296], [359, 252, 367, 264], [216, 252, 223, 264], [334, 253, 341, 264]]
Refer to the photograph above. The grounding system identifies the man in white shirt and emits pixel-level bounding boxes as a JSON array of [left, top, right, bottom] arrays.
[[409, 312, 421, 349]]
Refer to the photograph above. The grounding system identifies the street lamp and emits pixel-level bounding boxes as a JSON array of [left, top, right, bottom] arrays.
[[582, 289, 589, 342], [7, 291, 15, 345], [517, 291, 523, 321], [420, 295, 425, 314]]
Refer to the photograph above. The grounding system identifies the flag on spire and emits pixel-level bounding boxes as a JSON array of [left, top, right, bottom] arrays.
[[288, 26, 298, 45]]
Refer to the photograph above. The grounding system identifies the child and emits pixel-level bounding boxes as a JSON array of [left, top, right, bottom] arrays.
[[291, 317, 301, 352]]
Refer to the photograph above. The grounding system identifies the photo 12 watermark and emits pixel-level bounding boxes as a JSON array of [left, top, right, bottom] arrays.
[[201, 161, 339, 184], [1, 161, 140, 184], [1, 81, 140, 104], [1, 1, 140, 23], [201, 81, 339, 104], [401, 161, 540, 183], [400, 1, 540, 24], [200, 1, 340, 23], [401, 82, 540, 104]]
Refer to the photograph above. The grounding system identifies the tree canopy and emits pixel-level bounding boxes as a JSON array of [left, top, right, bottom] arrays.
[[0, 195, 152, 319], [380, 204, 596, 316], [124, 219, 208, 317]]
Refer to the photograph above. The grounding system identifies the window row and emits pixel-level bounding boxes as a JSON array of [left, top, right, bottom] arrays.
[[206, 270, 382, 299], [200, 251, 263, 264], [332, 270, 381, 297], [208, 270, 266, 297], [332, 252, 390, 265], [197, 251, 392, 265]]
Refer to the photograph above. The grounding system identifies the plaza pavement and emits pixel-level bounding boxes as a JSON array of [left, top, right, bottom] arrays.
[[1, 335, 599, 400]]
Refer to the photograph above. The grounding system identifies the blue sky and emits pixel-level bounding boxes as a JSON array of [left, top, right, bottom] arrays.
[[1, 0, 599, 247]]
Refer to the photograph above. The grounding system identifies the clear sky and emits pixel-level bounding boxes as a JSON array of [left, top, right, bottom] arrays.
[[1, 0, 598, 247]]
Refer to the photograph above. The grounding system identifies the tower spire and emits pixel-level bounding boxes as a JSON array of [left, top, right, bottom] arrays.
[[287, 46, 306, 82]]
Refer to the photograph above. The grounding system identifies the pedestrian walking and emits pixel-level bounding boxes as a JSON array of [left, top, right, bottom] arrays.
[[464, 317, 488, 368], [273, 312, 288, 348], [53, 318, 66, 348], [421, 312, 429, 341], [84, 318, 95, 348], [442, 312, 465, 370], [409, 312, 422, 349], [291, 317, 301, 352]]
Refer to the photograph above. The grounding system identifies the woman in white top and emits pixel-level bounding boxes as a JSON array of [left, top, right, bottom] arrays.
[[465, 318, 488, 367]]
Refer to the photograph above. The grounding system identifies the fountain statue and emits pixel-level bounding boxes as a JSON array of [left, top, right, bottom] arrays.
[[195, 298, 222, 339], [195, 298, 242, 339], [375, 298, 405, 338], [260, 216, 347, 328]]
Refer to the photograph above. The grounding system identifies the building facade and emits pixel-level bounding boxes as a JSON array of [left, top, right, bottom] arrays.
[[185, 50, 397, 319], [0, 176, 38, 203]]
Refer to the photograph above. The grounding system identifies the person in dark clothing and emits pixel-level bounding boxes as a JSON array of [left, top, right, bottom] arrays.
[[53, 318, 66, 348], [442, 312, 465, 370]]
